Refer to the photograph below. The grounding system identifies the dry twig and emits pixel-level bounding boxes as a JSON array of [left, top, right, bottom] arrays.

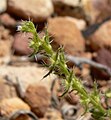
[[66, 55, 111, 77]]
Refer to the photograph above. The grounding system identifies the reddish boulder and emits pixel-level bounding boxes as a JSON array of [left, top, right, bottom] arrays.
[[91, 48, 111, 79], [89, 20, 111, 51], [0, 97, 30, 117], [12, 32, 33, 55], [24, 85, 51, 117], [47, 17, 85, 55]]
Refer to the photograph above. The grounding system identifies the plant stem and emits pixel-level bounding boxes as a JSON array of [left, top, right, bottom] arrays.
[[34, 28, 107, 116], [18, 21, 111, 119]]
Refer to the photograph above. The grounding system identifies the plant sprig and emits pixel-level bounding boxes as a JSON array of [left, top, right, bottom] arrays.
[[17, 21, 111, 119]]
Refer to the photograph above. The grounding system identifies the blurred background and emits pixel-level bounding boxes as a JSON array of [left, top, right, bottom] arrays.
[[0, 0, 111, 120]]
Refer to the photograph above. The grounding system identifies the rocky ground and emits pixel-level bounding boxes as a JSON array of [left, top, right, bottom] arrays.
[[0, 0, 111, 120]]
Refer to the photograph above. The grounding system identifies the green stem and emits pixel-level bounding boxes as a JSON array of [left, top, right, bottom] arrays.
[[72, 78, 105, 112], [41, 35, 106, 115], [19, 21, 111, 119]]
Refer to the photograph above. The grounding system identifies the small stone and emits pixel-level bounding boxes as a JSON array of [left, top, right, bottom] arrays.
[[47, 17, 85, 55], [65, 92, 79, 105], [0, 97, 30, 117], [7, 0, 54, 22], [24, 85, 51, 117], [12, 32, 33, 55], [89, 20, 111, 51], [0, 13, 16, 27], [91, 48, 111, 79]]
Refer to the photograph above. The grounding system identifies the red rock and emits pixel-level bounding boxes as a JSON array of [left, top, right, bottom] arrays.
[[12, 32, 33, 55], [24, 85, 51, 117], [91, 48, 111, 79], [0, 97, 30, 117], [47, 17, 85, 55], [0, 13, 16, 27], [65, 92, 79, 105], [7, 0, 54, 22], [89, 20, 111, 51]]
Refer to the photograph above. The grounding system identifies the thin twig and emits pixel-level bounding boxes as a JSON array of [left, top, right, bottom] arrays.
[[4, 76, 25, 99], [15, 77, 25, 99], [50, 78, 60, 109], [9, 110, 39, 120], [66, 55, 111, 77]]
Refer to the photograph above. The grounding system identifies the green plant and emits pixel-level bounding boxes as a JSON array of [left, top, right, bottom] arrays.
[[17, 21, 111, 120]]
